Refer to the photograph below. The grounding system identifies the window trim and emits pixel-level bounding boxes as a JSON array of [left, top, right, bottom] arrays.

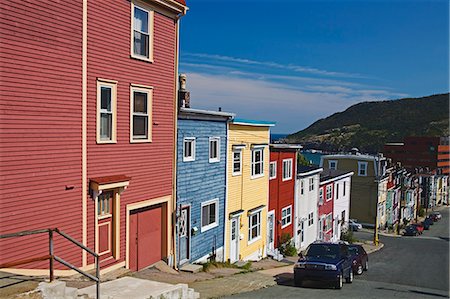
[[326, 185, 332, 201], [200, 198, 219, 232], [269, 161, 277, 180], [319, 188, 324, 205], [329, 160, 338, 170], [232, 149, 242, 176], [309, 177, 314, 191], [308, 211, 314, 226], [282, 159, 293, 181], [300, 180, 304, 195], [96, 79, 117, 144], [251, 148, 264, 179], [358, 161, 368, 176], [130, 2, 154, 62], [183, 137, 196, 162], [336, 182, 339, 199], [130, 84, 153, 143], [281, 205, 292, 228], [248, 210, 262, 244], [209, 137, 220, 163]]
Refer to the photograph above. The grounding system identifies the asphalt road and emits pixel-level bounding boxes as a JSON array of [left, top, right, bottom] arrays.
[[227, 207, 450, 298]]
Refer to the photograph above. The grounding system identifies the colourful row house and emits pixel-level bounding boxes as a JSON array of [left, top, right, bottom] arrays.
[[225, 119, 275, 262], [0, 0, 188, 275], [176, 98, 234, 266]]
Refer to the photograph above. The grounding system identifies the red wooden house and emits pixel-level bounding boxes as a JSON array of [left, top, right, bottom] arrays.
[[268, 144, 301, 250], [0, 0, 187, 275], [318, 177, 335, 242]]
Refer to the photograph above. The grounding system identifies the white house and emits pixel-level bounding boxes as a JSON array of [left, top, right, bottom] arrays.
[[328, 170, 354, 241], [294, 166, 323, 251]]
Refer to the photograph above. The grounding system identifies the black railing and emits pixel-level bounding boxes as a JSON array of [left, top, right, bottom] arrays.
[[0, 228, 100, 298]]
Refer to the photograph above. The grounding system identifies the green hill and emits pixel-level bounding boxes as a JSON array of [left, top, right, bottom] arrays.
[[286, 93, 449, 153]]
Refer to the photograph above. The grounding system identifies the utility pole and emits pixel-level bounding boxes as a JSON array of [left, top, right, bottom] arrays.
[[373, 155, 381, 246]]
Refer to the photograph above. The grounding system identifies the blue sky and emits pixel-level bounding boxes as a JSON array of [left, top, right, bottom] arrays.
[[178, 0, 449, 134]]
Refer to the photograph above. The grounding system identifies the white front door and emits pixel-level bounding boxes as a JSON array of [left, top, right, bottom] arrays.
[[267, 211, 275, 251], [229, 217, 239, 263], [298, 219, 304, 249]]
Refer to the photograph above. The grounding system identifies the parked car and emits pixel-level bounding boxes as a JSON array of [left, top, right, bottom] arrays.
[[349, 219, 363, 231], [294, 242, 354, 289], [430, 211, 442, 220], [403, 225, 420, 236], [409, 223, 424, 234], [348, 244, 368, 275]]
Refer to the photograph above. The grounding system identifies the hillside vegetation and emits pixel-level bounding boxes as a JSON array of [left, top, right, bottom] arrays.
[[286, 93, 449, 153]]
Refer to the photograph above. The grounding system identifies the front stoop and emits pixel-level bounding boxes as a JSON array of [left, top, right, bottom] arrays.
[[179, 263, 203, 273], [77, 277, 199, 299], [37, 281, 78, 299]]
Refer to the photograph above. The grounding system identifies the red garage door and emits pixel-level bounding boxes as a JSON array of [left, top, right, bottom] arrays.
[[129, 204, 164, 271]]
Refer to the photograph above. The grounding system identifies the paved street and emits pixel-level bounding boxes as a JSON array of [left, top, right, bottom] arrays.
[[227, 207, 450, 298]]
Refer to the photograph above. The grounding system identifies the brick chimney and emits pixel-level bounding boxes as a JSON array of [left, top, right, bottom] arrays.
[[178, 73, 190, 109]]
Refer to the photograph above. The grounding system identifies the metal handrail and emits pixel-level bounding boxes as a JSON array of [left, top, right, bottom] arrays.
[[0, 228, 100, 298]]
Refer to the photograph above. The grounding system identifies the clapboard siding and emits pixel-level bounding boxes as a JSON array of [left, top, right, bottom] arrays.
[[176, 119, 227, 263], [0, 0, 83, 269], [86, 1, 176, 265]]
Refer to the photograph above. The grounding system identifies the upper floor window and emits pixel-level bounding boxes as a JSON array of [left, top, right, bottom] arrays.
[[309, 178, 314, 191], [329, 160, 338, 170], [319, 188, 324, 205], [282, 159, 292, 181], [300, 180, 304, 195], [251, 148, 264, 178], [269, 161, 277, 180], [326, 185, 332, 201], [183, 137, 195, 162], [343, 181, 346, 196], [308, 212, 314, 226], [131, 3, 154, 61], [209, 137, 220, 163], [233, 150, 242, 175], [130, 85, 152, 142], [336, 183, 340, 199], [96, 80, 117, 143], [358, 161, 368, 176]]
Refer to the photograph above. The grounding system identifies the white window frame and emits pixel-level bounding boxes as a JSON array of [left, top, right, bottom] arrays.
[[326, 185, 332, 201], [319, 188, 324, 205], [324, 213, 333, 232], [248, 210, 261, 244], [358, 161, 368, 176], [251, 147, 264, 179], [300, 180, 304, 195], [308, 212, 314, 226], [201, 198, 219, 232], [281, 205, 292, 228], [96, 79, 117, 144], [282, 159, 293, 181], [343, 181, 346, 196], [209, 137, 220, 163], [130, 84, 153, 143], [183, 137, 195, 162], [269, 161, 277, 180], [309, 178, 314, 191], [131, 2, 154, 62], [336, 183, 340, 199], [232, 149, 242, 176], [329, 160, 338, 170]]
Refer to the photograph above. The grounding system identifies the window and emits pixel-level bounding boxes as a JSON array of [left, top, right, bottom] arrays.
[[233, 150, 242, 175], [358, 161, 368, 176], [324, 213, 333, 232], [329, 160, 337, 170], [308, 212, 314, 226], [319, 188, 324, 205], [130, 85, 152, 142], [131, 3, 154, 61], [209, 137, 220, 163], [282, 159, 292, 181], [300, 180, 304, 195], [269, 161, 277, 180], [201, 199, 218, 232], [309, 178, 314, 191], [281, 206, 292, 228], [341, 210, 346, 223], [343, 181, 346, 196], [299, 220, 304, 243], [183, 137, 195, 162], [96, 80, 117, 143], [336, 183, 339, 199], [248, 211, 261, 243], [326, 185, 332, 201], [251, 148, 264, 178], [98, 191, 113, 217]]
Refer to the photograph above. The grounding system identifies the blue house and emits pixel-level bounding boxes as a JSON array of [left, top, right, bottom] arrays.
[[176, 106, 234, 266]]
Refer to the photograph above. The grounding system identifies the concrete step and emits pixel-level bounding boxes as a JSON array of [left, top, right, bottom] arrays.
[[38, 280, 66, 298], [179, 263, 203, 273]]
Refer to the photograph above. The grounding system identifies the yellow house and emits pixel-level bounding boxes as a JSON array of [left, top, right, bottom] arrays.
[[224, 118, 275, 262]]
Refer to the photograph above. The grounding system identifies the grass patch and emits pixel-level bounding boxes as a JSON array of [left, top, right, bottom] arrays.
[[202, 261, 237, 272]]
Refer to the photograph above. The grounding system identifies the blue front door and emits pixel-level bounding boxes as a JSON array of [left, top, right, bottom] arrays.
[[179, 206, 190, 264]]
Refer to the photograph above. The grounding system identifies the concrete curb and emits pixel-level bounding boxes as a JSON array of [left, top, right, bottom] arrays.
[[364, 242, 384, 254]]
